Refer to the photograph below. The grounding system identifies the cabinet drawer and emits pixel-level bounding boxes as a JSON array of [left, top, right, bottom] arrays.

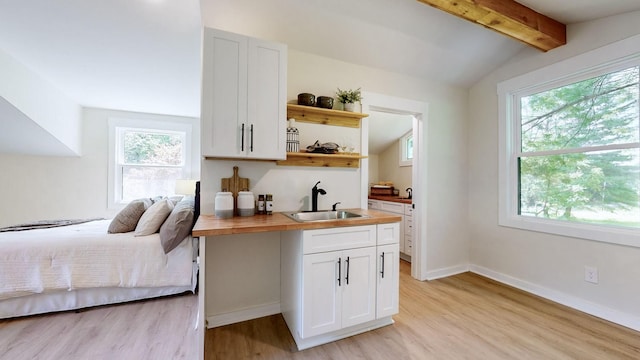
[[404, 217, 413, 234], [404, 236, 412, 254], [303, 225, 377, 254], [379, 201, 404, 214], [404, 204, 413, 216], [377, 223, 399, 245], [367, 200, 381, 210]]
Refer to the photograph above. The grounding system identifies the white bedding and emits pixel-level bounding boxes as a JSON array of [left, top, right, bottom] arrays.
[[0, 219, 194, 301]]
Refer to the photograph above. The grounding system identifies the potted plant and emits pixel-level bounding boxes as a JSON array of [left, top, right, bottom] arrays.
[[335, 87, 362, 112]]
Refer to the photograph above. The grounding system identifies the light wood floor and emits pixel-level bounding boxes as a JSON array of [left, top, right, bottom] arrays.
[[205, 261, 640, 359], [0, 293, 198, 360], [2, 262, 639, 359]]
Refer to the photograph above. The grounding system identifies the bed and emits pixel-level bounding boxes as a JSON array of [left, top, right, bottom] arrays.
[[0, 190, 200, 319]]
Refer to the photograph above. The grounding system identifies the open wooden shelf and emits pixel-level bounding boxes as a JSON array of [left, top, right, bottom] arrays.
[[276, 152, 367, 168], [282, 104, 368, 167], [287, 104, 368, 128]]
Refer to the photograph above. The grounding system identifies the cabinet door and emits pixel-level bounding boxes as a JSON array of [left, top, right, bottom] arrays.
[[377, 244, 400, 318], [247, 38, 286, 160], [201, 28, 248, 158], [302, 251, 342, 338], [201, 28, 286, 160], [404, 236, 413, 257], [341, 247, 377, 329]]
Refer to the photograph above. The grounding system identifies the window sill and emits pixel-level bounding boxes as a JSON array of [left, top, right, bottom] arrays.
[[499, 215, 640, 248]]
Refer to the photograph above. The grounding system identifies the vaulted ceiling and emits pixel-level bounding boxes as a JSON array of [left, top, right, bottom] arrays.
[[1, 0, 639, 118]]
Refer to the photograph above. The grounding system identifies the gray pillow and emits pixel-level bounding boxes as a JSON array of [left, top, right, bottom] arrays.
[[108, 198, 153, 233], [159, 198, 195, 254], [135, 199, 174, 236]]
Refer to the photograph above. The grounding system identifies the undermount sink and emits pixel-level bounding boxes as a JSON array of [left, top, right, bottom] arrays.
[[283, 210, 369, 222]]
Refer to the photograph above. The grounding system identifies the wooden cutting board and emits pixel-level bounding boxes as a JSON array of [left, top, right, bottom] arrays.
[[221, 166, 249, 197], [221, 166, 249, 215]]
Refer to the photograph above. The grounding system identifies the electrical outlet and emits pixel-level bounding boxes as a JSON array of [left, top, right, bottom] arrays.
[[585, 266, 599, 284]]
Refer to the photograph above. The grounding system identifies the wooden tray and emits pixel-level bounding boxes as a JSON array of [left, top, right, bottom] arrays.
[[221, 166, 249, 214]]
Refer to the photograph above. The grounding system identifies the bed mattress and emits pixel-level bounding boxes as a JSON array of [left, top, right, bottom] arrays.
[[0, 219, 194, 301]]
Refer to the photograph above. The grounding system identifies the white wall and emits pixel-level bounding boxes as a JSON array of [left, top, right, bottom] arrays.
[[0, 107, 200, 227], [368, 154, 380, 185], [378, 141, 412, 196], [468, 11, 640, 330]]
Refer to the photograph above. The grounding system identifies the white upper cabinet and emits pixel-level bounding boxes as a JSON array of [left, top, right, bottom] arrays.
[[201, 28, 287, 160]]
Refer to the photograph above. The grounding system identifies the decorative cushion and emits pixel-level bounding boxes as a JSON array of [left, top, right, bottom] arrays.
[[108, 198, 153, 233], [159, 197, 195, 254], [134, 199, 174, 236]]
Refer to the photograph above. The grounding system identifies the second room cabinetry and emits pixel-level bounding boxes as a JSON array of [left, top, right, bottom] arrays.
[[201, 28, 287, 160], [368, 199, 412, 261]]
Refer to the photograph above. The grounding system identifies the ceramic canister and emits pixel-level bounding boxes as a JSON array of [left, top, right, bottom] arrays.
[[237, 191, 255, 216], [214, 192, 234, 218]]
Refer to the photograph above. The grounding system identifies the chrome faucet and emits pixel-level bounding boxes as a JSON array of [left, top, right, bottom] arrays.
[[406, 187, 413, 199], [312, 181, 326, 212]]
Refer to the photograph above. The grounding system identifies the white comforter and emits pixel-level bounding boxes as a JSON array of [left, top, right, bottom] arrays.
[[0, 220, 194, 301]]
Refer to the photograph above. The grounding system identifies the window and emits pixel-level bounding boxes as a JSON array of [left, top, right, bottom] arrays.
[[108, 118, 193, 208], [499, 39, 640, 247], [399, 131, 413, 167]]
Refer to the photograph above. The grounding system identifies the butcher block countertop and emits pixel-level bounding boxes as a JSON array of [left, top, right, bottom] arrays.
[[368, 195, 412, 204], [192, 208, 402, 237]]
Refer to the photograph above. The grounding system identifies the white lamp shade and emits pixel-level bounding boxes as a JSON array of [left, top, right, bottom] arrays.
[[175, 179, 197, 195]]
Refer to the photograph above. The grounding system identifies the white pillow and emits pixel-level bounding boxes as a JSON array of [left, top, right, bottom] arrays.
[[134, 199, 174, 236]]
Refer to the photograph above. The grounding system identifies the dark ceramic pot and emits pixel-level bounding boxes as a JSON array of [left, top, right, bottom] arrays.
[[316, 96, 334, 109], [297, 93, 315, 106]]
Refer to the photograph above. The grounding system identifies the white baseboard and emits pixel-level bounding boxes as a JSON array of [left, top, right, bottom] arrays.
[[425, 264, 470, 280], [470, 264, 640, 332], [206, 302, 281, 328]]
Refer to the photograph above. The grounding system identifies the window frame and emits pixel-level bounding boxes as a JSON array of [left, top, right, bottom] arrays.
[[108, 117, 193, 209], [399, 131, 413, 167], [498, 36, 640, 248]]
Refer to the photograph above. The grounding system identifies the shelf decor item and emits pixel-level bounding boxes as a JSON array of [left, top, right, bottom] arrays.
[[316, 96, 334, 109], [297, 93, 316, 106], [335, 87, 362, 112], [286, 118, 300, 152]]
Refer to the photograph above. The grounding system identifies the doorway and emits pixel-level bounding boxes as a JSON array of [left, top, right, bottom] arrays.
[[360, 92, 428, 281]]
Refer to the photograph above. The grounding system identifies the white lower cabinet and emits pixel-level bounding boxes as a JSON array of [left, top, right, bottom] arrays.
[[281, 223, 400, 350], [302, 247, 376, 338], [376, 243, 399, 318]]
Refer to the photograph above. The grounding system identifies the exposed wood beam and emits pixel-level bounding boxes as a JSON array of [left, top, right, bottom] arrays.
[[417, 0, 566, 51]]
